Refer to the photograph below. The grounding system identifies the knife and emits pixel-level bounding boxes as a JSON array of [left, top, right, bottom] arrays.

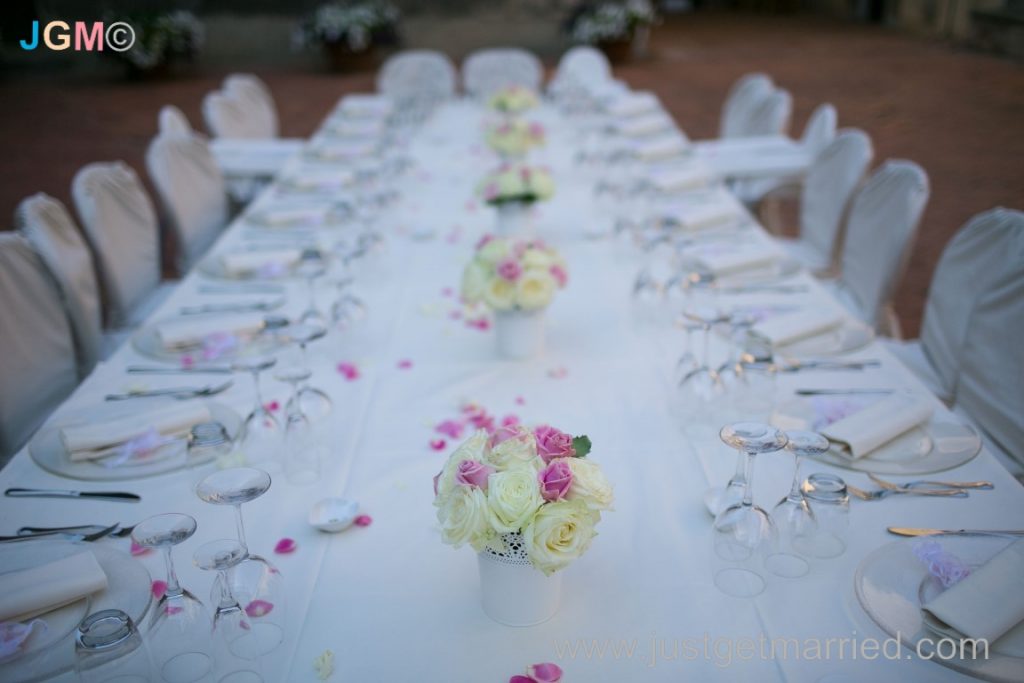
[[887, 527, 1024, 538], [5, 488, 141, 503]]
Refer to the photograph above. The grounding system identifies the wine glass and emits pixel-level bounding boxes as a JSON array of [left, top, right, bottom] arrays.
[[131, 514, 214, 682], [795, 473, 851, 559], [231, 357, 281, 467], [295, 250, 327, 327], [193, 539, 264, 682], [75, 609, 153, 682], [675, 307, 727, 424], [280, 324, 331, 420], [195, 469, 286, 656], [765, 431, 829, 579], [712, 422, 787, 597]]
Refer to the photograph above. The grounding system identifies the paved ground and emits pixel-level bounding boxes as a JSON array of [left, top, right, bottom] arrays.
[[1, 12, 1022, 336]]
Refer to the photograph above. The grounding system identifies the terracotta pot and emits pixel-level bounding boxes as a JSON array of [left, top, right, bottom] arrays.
[[325, 42, 377, 73]]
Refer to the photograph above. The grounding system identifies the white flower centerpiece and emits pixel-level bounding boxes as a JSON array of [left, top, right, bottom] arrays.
[[461, 236, 568, 359], [485, 119, 546, 161], [478, 164, 555, 237], [488, 85, 540, 117], [433, 425, 612, 625]]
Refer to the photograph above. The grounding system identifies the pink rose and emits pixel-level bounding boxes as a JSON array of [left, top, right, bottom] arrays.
[[496, 257, 523, 282], [488, 424, 519, 447], [537, 460, 572, 502], [549, 264, 568, 288], [534, 425, 575, 463], [476, 234, 494, 250], [455, 460, 494, 489], [527, 663, 563, 683]]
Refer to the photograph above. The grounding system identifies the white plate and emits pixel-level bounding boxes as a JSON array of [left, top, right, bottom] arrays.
[[29, 399, 241, 481], [714, 256, 802, 287], [775, 318, 875, 358], [0, 540, 151, 683], [772, 397, 981, 475], [196, 252, 299, 281], [131, 313, 286, 364], [855, 537, 1024, 682]]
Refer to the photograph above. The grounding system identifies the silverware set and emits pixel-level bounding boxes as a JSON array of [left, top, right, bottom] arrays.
[[887, 527, 1024, 538], [843, 473, 994, 502], [179, 298, 285, 315], [104, 380, 234, 401]]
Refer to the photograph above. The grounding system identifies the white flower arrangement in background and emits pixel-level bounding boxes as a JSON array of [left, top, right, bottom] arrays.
[[478, 164, 555, 206], [568, 0, 656, 44], [488, 85, 540, 115], [294, 0, 400, 53], [461, 236, 569, 313], [485, 119, 546, 157]]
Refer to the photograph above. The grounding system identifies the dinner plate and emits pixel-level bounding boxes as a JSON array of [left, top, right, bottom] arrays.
[[243, 205, 347, 229], [775, 318, 875, 358], [132, 313, 286, 364], [855, 537, 1024, 682], [29, 399, 241, 481], [772, 397, 981, 474], [713, 255, 803, 287], [0, 540, 151, 683], [196, 250, 304, 281]]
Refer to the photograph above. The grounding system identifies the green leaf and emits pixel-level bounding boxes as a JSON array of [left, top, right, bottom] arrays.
[[572, 435, 592, 458]]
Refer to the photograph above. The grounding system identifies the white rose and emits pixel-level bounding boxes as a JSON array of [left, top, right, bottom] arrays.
[[483, 277, 516, 311], [483, 426, 540, 471], [477, 238, 510, 265], [523, 499, 599, 575], [566, 457, 614, 511], [437, 484, 493, 551], [521, 248, 553, 270], [460, 261, 489, 304], [516, 269, 557, 310], [435, 431, 489, 500], [486, 468, 544, 533], [530, 171, 555, 200]]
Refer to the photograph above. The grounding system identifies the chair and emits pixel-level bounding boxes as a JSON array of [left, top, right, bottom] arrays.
[[377, 50, 457, 100], [774, 129, 873, 272], [146, 132, 229, 273], [14, 193, 103, 378], [799, 103, 837, 157], [462, 48, 543, 98], [158, 105, 193, 136], [0, 233, 80, 464], [202, 90, 268, 140], [72, 161, 173, 328], [829, 160, 930, 336], [739, 88, 792, 138], [223, 73, 279, 138], [550, 46, 612, 90], [719, 73, 774, 139]]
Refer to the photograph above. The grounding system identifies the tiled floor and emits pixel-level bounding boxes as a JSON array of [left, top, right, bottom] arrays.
[[1, 12, 1022, 336]]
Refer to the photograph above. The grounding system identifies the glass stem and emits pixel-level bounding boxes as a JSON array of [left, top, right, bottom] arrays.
[[163, 547, 182, 598], [701, 325, 710, 368], [307, 277, 317, 313], [741, 451, 756, 507], [251, 369, 264, 410], [216, 569, 237, 611], [787, 454, 804, 503], [233, 504, 248, 554], [727, 449, 747, 488]]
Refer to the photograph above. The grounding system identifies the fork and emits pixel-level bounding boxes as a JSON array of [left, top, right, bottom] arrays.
[[869, 473, 994, 492], [17, 523, 137, 538], [847, 483, 968, 501], [0, 523, 120, 543], [105, 380, 233, 401]]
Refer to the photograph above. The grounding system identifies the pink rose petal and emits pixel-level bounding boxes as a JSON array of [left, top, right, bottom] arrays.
[[441, 287, 454, 298], [435, 420, 464, 439], [151, 580, 167, 601], [244, 600, 274, 618], [164, 604, 184, 616], [429, 438, 447, 451], [181, 356, 194, 368], [354, 514, 373, 527], [131, 541, 151, 557], [510, 677, 535, 683], [515, 396, 526, 405], [500, 414, 520, 428], [528, 663, 563, 682], [397, 359, 413, 370], [337, 362, 360, 381], [274, 538, 297, 554], [264, 400, 280, 412]]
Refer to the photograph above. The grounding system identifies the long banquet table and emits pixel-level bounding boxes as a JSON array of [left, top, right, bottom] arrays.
[[2, 92, 1023, 683]]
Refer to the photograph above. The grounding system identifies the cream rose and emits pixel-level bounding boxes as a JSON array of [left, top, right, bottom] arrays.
[[486, 468, 544, 533], [483, 426, 540, 471], [523, 499, 598, 575], [566, 457, 614, 511], [516, 269, 557, 310], [437, 485, 493, 551], [460, 261, 489, 304], [521, 248, 554, 270], [483, 277, 517, 311], [477, 238, 510, 265], [435, 431, 489, 499]]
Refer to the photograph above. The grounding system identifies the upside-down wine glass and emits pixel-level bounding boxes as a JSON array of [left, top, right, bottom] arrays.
[[765, 431, 830, 579]]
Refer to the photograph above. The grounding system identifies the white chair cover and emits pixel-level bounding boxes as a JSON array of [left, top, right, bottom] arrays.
[[551, 46, 612, 88], [0, 234, 79, 463], [778, 129, 873, 271], [158, 105, 193, 136], [223, 73, 279, 138], [834, 160, 930, 333], [72, 161, 162, 328], [203, 90, 268, 140], [740, 88, 792, 138], [15, 193, 102, 377], [462, 48, 544, 98], [799, 103, 837, 156], [377, 50, 457, 100], [719, 72, 773, 138], [146, 133, 228, 273]]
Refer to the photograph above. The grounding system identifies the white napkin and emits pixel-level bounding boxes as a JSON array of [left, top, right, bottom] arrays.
[[310, 141, 376, 160], [248, 207, 329, 227], [60, 402, 213, 461], [0, 552, 108, 621], [923, 539, 1024, 643], [155, 313, 266, 350], [615, 113, 673, 138], [750, 309, 844, 346], [821, 393, 934, 459], [606, 91, 660, 118], [281, 170, 355, 192], [648, 164, 713, 193], [221, 248, 302, 277], [336, 94, 393, 119], [633, 134, 690, 161], [694, 247, 775, 277], [326, 119, 386, 137], [665, 191, 744, 230]]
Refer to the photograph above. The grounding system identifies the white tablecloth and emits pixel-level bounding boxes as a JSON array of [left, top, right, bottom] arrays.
[[2, 98, 1022, 683]]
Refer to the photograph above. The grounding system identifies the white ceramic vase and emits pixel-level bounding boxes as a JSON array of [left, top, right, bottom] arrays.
[[494, 309, 545, 360], [477, 533, 562, 626], [494, 201, 531, 237]]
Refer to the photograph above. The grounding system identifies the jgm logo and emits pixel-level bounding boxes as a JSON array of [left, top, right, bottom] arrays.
[[19, 21, 136, 52]]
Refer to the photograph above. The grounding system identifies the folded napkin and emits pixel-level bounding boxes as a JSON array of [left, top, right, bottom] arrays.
[[694, 247, 776, 277], [923, 539, 1024, 644], [633, 135, 690, 161], [0, 552, 108, 622], [221, 248, 302, 277], [336, 94, 393, 119], [750, 308, 844, 346], [648, 164, 713, 193], [665, 192, 744, 230], [309, 141, 376, 160], [606, 92, 660, 118], [615, 113, 673, 138], [60, 402, 213, 461], [155, 313, 267, 350], [820, 393, 934, 459], [248, 207, 330, 228], [281, 170, 355, 193], [326, 119, 386, 137]]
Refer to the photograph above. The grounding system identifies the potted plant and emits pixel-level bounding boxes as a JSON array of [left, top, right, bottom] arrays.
[[294, 0, 400, 73], [477, 164, 555, 237], [565, 0, 657, 64], [103, 10, 204, 80]]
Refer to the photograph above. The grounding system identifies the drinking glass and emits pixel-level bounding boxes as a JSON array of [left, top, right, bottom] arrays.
[[131, 514, 214, 682], [231, 357, 281, 467], [75, 609, 153, 682], [280, 324, 331, 421], [195, 469, 286, 656], [193, 539, 264, 682], [795, 473, 850, 559], [765, 431, 829, 578], [712, 422, 787, 597], [296, 250, 327, 327], [675, 307, 727, 423], [187, 422, 236, 489]]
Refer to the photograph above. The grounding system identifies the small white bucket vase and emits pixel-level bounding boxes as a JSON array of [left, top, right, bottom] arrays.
[[494, 201, 532, 237], [478, 533, 562, 626], [494, 309, 545, 360]]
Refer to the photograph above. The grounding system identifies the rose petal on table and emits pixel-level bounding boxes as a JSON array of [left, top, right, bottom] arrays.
[[274, 538, 297, 554], [264, 400, 280, 412], [509, 677, 536, 683], [151, 580, 167, 601], [515, 396, 526, 406], [397, 359, 413, 370], [354, 514, 373, 527], [441, 287, 454, 298], [435, 420, 464, 439], [131, 541, 151, 557], [244, 600, 274, 618], [337, 362, 360, 381], [429, 438, 447, 451], [528, 662, 563, 682]]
